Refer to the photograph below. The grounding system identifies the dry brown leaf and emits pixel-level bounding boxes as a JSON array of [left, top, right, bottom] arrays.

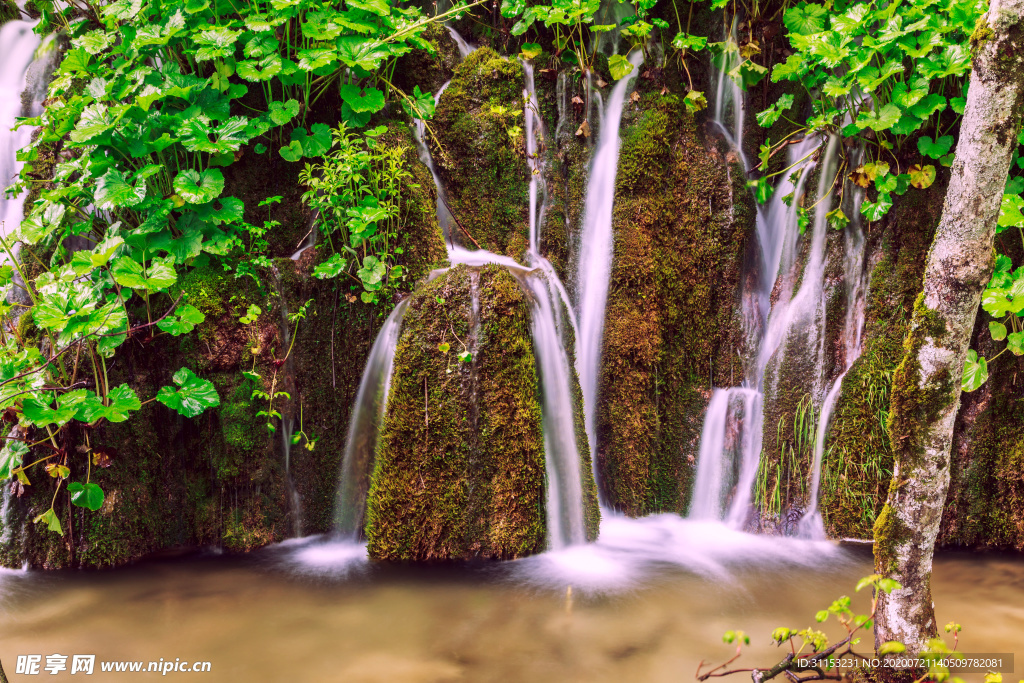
[[576, 120, 591, 137]]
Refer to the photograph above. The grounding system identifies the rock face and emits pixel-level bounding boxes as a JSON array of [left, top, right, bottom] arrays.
[[595, 92, 757, 516], [365, 265, 599, 560], [432, 48, 530, 256]]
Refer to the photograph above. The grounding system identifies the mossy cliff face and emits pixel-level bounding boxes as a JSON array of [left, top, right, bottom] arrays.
[[817, 183, 945, 539], [0, 123, 446, 569], [0, 269, 286, 569], [938, 223, 1024, 550], [596, 92, 756, 516], [364, 265, 551, 560], [432, 48, 530, 256]]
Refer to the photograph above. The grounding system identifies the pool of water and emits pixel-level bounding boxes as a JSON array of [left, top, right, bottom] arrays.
[[1, 517, 1021, 682]]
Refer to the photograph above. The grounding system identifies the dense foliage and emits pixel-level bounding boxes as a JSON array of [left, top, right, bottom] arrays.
[[0, 0, 468, 534]]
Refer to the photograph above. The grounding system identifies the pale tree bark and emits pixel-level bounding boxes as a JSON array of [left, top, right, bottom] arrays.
[[873, 0, 1024, 656]]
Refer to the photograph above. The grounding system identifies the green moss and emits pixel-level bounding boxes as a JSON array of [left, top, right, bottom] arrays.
[[365, 265, 548, 560], [970, 16, 994, 51], [0, 0, 19, 25], [597, 93, 755, 516], [433, 48, 529, 257], [818, 180, 945, 539], [873, 500, 909, 573]]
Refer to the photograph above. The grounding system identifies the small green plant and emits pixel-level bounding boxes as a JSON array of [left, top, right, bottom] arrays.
[[300, 125, 411, 304]]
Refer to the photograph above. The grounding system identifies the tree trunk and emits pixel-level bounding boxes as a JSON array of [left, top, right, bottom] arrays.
[[873, 0, 1024, 655]]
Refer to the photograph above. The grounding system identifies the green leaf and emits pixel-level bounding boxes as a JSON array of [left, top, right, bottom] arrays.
[[340, 84, 386, 113], [70, 103, 116, 144], [347, 0, 390, 15], [0, 441, 29, 480], [989, 321, 1007, 341], [608, 54, 634, 81], [918, 135, 954, 159], [998, 194, 1024, 229], [357, 255, 387, 288], [23, 395, 79, 428], [76, 385, 141, 423], [1007, 331, 1024, 356], [95, 169, 147, 209], [313, 253, 347, 279], [861, 193, 893, 221], [672, 32, 707, 51], [962, 349, 988, 392], [111, 256, 178, 291], [878, 641, 906, 655], [783, 3, 828, 34], [237, 55, 283, 81], [156, 368, 221, 418], [173, 169, 225, 204], [157, 304, 206, 336], [756, 93, 794, 128], [891, 78, 929, 108], [855, 103, 901, 132], [908, 94, 947, 120], [34, 508, 63, 536], [68, 482, 105, 511], [401, 85, 435, 120], [193, 27, 243, 61]]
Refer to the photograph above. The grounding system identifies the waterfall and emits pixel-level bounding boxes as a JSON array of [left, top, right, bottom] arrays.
[[333, 300, 410, 539], [692, 59, 857, 528], [574, 50, 644, 501], [446, 26, 475, 58], [522, 62, 588, 547], [798, 186, 869, 538], [0, 18, 43, 239]]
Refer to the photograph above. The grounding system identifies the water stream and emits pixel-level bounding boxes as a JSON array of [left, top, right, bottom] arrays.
[[693, 52, 867, 531], [0, 17, 45, 239], [333, 300, 410, 540], [574, 50, 644, 500]]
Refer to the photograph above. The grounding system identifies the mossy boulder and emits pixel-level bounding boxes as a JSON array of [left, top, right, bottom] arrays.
[[432, 48, 530, 256], [596, 92, 756, 516], [365, 265, 597, 560]]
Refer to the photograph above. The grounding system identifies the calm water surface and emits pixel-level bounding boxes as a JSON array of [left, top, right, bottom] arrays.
[[1, 517, 1021, 682]]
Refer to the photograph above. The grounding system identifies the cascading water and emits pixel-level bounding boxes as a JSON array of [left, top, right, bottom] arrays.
[[0, 16, 45, 239], [693, 46, 870, 533], [574, 50, 643, 500], [333, 300, 410, 539], [798, 185, 869, 538]]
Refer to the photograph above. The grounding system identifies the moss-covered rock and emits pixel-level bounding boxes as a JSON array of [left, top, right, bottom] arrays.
[[818, 181, 945, 539], [1, 0, 20, 25], [596, 92, 756, 516], [365, 265, 550, 560], [432, 48, 530, 256]]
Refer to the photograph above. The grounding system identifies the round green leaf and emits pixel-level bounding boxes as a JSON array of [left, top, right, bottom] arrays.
[[68, 481, 105, 511], [173, 169, 225, 204]]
